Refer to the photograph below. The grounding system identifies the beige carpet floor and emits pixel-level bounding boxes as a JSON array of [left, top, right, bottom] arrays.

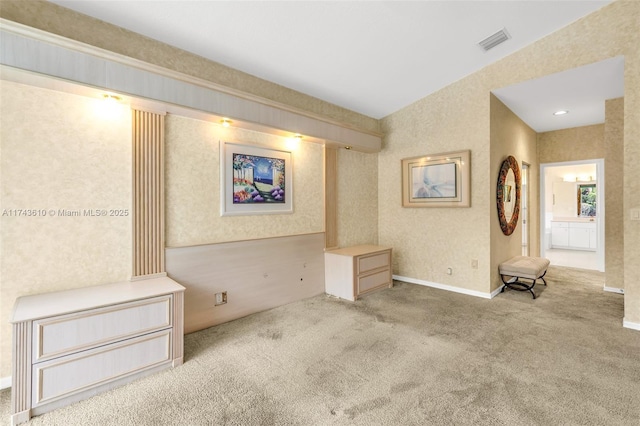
[[2, 266, 639, 425]]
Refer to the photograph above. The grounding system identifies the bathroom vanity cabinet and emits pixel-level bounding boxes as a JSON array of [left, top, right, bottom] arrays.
[[551, 220, 596, 251]]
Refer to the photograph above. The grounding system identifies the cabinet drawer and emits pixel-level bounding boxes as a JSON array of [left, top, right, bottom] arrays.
[[358, 251, 390, 274], [32, 329, 172, 407], [357, 269, 391, 294], [33, 295, 172, 362]]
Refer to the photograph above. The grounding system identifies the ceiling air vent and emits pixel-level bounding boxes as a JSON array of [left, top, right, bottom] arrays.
[[478, 28, 510, 52]]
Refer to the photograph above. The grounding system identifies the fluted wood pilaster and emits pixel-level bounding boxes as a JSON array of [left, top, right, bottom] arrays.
[[132, 109, 166, 278], [172, 291, 184, 366], [324, 147, 338, 250], [11, 321, 32, 425]]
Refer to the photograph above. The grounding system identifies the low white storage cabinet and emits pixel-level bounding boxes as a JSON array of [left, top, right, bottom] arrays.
[[325, 245, 393, 301], [10, 277, 185, 425]]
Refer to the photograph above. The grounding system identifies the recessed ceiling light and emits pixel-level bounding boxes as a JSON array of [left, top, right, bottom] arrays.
[[553, 110, 569, 116]]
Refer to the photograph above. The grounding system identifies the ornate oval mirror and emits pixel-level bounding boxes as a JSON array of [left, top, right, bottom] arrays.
[[497, 156, 521, 235]]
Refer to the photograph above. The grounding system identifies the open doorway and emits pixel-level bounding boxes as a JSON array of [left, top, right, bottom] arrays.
[[522, 163, 530, 256], [540, 159, 604, 271]]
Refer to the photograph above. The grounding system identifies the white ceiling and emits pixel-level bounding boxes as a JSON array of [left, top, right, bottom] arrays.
[[50, 0, 616, 128], [493, 56, 624, 132]]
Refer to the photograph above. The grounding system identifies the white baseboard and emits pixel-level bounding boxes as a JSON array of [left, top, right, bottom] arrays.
[[0, 376, 11, 390], [490, 285, 506, 299], [604, 286, 624, 294], [623, 319, 640, 331], [393, 275, 498, 299]]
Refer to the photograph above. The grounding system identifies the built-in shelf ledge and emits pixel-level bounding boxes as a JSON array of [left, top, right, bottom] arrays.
[[0, 19, 382, 153]]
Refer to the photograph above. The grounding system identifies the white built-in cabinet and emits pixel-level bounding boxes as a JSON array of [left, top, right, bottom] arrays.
[[551, 221, 596, 251], [10, 277, 185, 426], [324, 245, 392, 301]]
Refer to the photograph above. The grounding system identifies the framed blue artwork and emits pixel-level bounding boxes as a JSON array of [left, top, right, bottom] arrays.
[[220, 141, 293, 216]]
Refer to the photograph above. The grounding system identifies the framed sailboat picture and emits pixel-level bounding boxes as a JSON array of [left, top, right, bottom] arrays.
[[220, 141, 293, 216], [401, 150, 470, 208]]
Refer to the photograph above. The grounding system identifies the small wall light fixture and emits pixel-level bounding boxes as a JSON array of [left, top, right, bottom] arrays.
[[103, 94, 121, 103], [220, 118, 232, 127], [344, 146, 352, 150], [286, 134, 303, 150], [96, 94, 123, 119], [553, 110, 569, 116]]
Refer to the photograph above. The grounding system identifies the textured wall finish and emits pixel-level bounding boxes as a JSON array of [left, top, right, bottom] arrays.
[[336, 148, 379, 249], [0, 81, 132, 377], [0, 5, 638, 397], [0, 0, 379, 135], [165, 115, 324, 248], [487, 0, 640, 317], [621, 17, 640, 324], [605, 98, 624, 291], [379, 73, 491, 293], [500, 0, 640, 322], [538, 124, 605, 164], [490, 95, 539, 291], [538, 111, 623, 290], [380, 0, 639, 308], [0, 24, 381, 153]]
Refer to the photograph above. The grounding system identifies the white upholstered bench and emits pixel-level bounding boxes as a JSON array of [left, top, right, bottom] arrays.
[[499, 256, 550, 299]]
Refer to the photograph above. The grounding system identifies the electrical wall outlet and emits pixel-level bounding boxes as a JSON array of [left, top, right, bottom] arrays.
[[447, 267, 453, 275], [471, 259, 478, 269], [215, 291, 227, 306]]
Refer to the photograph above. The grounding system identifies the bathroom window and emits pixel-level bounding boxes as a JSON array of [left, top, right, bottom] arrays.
[[578, 184, 596, 217]]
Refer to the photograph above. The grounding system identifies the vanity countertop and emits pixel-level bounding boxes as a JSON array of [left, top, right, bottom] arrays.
[[552, 217, 597, 223]]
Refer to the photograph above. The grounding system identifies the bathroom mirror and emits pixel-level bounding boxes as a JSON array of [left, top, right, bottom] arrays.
[[497, 156, 521, 235]]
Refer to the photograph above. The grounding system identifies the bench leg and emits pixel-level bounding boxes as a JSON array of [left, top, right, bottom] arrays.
[[528, 280, 537, 299], [539, 269, 548, 286], [500, 274, 537, 299]]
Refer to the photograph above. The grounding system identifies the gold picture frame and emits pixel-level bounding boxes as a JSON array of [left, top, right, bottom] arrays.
[[401, 150, 471, 208]]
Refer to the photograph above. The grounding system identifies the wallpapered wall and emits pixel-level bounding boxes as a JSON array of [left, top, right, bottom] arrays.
[[336, 148, 379, 248], [538, 124, 606, 163], [379, 77, 491, 292], [378, 91, 537, 295], [489, 95, 538, 291], [380, 0, 639, 314], [604, 98, 625, 291], [0, 1, 379, 135], [537, 101, 624, 291], [1, 0, 639, 380], [0, 91, 359, 378], [0, 81, 133, 377], [164, 115, 324, 248]]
